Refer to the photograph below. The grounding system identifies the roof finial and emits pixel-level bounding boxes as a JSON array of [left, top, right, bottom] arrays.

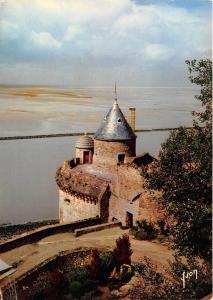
[[114, 81, 117, 103]]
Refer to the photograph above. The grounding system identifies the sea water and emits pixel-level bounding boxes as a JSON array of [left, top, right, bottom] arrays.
[[0, 86, 200, 224]]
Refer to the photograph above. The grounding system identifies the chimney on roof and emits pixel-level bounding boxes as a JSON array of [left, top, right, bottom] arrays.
[[129, 107, 136, 131]]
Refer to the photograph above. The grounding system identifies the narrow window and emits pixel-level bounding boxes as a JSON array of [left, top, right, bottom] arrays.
[[117, 153, 125, 164]]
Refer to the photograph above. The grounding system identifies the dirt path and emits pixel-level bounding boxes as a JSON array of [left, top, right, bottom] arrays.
[[0, 227, 173, 288]]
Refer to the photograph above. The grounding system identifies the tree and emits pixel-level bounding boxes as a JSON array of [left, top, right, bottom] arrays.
[[145, 59, 212, 262], [113, 234, 133, 270]]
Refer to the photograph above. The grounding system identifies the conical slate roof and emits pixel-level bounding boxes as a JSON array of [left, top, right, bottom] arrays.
[[94, 100, 136, 141]]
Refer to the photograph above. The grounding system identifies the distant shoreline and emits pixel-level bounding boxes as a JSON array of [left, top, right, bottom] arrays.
[[0, 86, 92, 99]]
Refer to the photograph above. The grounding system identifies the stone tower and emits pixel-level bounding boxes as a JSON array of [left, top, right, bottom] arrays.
[[93, 99, 137, 165]]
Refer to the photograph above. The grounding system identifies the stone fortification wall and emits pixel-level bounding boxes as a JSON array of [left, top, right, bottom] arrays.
[[108, 165, 143, 225], [93, 139, 136, 165], [74, 221, 121, 236], [59, 190, 101, 223], [0, 217, 101, 253]]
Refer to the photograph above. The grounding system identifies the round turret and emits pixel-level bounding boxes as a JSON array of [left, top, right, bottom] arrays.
[[75, 133, 94, 164], [75, 134, 94, 149], [93, 100, 137, 165]]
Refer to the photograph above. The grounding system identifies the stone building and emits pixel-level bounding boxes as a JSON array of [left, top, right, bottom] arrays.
[[56, 98, 161, 227]]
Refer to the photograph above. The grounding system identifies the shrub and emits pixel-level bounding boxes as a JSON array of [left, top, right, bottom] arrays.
[[131, 255, 212, 300], [134, 220, 157, 240], [113, 234, 133, 270], [120, 264, 133, 282], [157, 234, 167, 242], [88, 249, 101, 280], [64, 265, 89, 283], [99, 252, 115, 282], [134, 229, 148, 240], [83, 279, 98, 292], [157, 220, 169, 236], [69, 281, 83, 298]]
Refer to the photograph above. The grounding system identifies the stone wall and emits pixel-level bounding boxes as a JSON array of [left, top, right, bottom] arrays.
[[75, 148, 93, 164], [1, 248, 100, 300], [74, 221, 121, 236], [108, 165, 143, 226], [59, 190, 101, 223], [93, 139, 136, 165], [0, 218, 101, 253]]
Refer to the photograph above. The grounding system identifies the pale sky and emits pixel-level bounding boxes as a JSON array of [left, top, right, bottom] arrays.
[[0, 0, 212, 86]]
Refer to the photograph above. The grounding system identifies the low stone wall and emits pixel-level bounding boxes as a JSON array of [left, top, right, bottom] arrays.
[[1, 248, 100, 300], [74, 221, 121, 236], [0, 217, 101, 253]]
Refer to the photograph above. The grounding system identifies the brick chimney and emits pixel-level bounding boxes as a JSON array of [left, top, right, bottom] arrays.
[[129, 107, 136, 131]]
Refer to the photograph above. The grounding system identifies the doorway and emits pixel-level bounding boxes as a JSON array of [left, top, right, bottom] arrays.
[[126, 211, 133, 228], [83, 151, 90, 164]]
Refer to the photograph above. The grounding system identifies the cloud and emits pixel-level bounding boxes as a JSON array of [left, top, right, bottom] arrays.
[[144, 43, 174, 60], [0, 20, 20, 41], [0, 0, 211, 85], [31, 31, 61, 49], [63, 25, 82, 41]]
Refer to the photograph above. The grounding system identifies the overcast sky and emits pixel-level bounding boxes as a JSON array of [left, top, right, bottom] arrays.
[[0, 0, 211, 86]]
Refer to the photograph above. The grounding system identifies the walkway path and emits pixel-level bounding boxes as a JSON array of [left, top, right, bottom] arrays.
[[0, 227, 173, 288]]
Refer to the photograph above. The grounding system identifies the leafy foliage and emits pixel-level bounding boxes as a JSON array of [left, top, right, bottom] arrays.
[[113, 234, 133, 270], [157, 220, 169, 236], [186, 59, 212, 125], [131, 255, 212, 300], [99, 252, 115, 282], [144, 59, 212, 261], [133, 220, 158, 240], [120, 264, 133, 282], [64, 265, 89, 283], [88, 249, 102, 280], [68, 281, 83, 298]]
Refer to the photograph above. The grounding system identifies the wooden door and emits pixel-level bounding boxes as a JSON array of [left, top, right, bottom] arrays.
[[83, 151, 90, 164], [126, 212, 133, 228]]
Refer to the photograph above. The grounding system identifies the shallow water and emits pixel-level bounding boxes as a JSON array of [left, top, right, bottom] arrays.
[[0, 86, 199, 224]]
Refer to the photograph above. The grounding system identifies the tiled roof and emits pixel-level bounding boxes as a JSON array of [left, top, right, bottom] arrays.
[[56, 162, 109, 201]]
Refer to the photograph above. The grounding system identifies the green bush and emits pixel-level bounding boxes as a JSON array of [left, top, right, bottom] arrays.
[[69, 281, 83, 298], [135, 229, 148, 240], [100, 252, 115, 280], [65, 265, 89, 283], [83, 279, 98, 292], [131, 255, 212, 299], [133, 220, 157, 240], [157, 234, 167, 242], [157, 220, 169, 236], [120, 264, 133, 282]]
